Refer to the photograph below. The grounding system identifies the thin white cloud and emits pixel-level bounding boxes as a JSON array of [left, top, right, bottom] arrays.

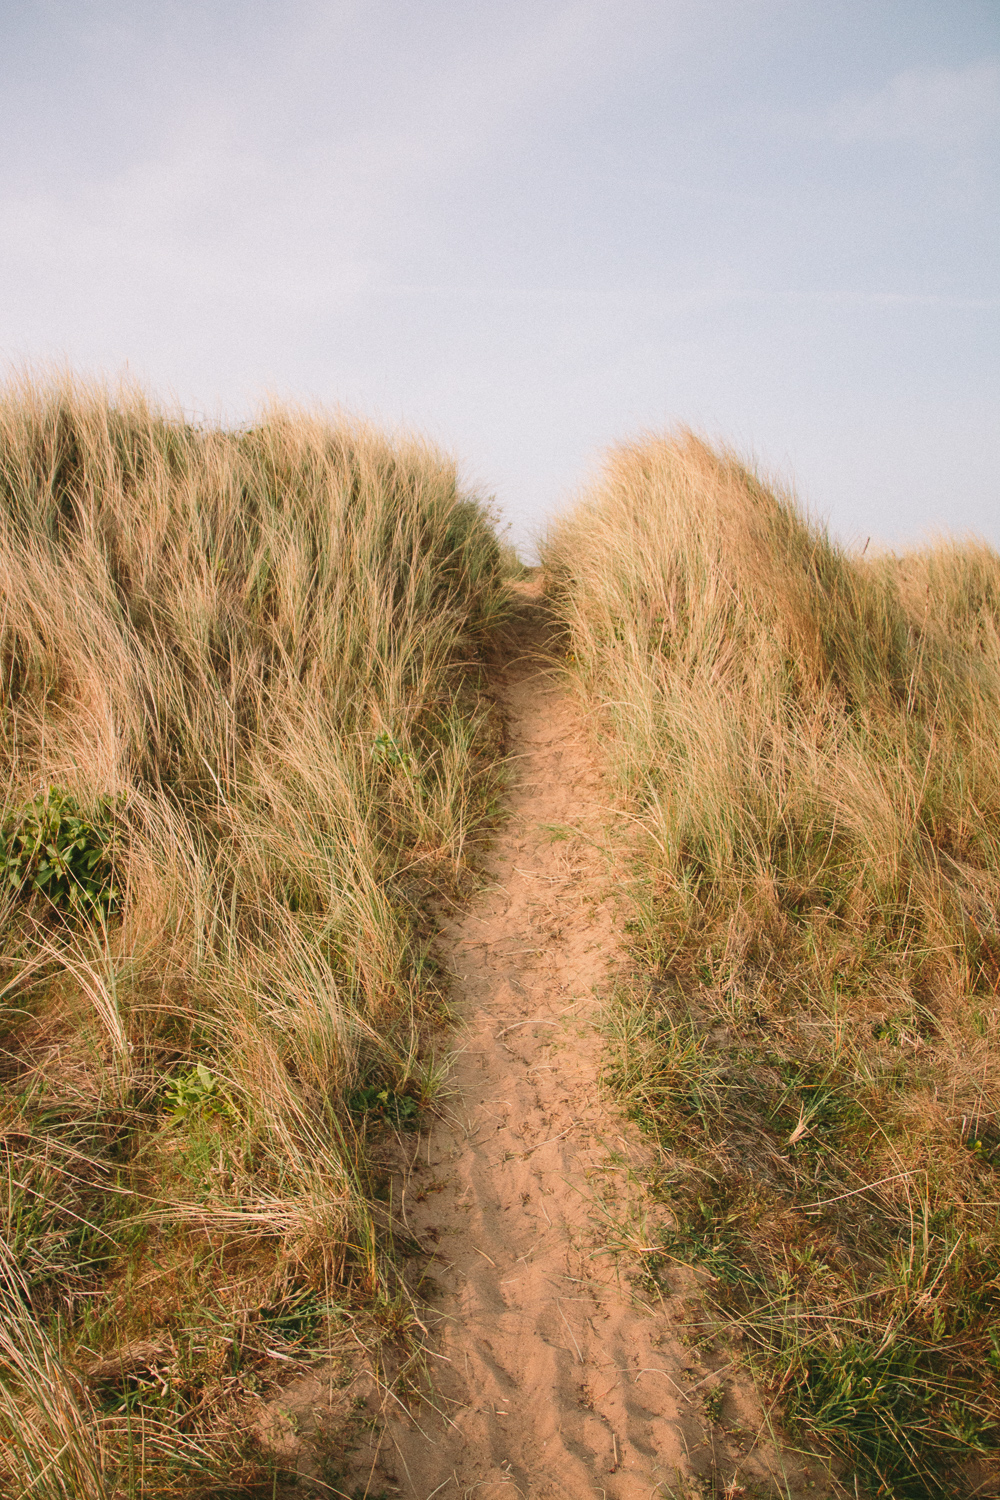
[[822, 59, 1000, 147], [0, 0, 644, 340]]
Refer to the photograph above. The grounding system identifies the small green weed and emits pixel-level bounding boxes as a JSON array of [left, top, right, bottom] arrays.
[[702, 1384, 725, 1423], [163, 1062, 229, 1121], [962, 1124, 1000, 1171], [1, 786, 118, 915], [346, 1084, 421, 1131], [370, 731, 417, 773]]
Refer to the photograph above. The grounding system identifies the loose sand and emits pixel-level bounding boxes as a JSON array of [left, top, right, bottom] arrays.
[[338, 579, 825, 1499]]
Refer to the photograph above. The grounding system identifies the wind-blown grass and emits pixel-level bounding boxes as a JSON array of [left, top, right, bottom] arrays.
[[0, 373, 510, 1495], [542, 431, 1000, 1498]]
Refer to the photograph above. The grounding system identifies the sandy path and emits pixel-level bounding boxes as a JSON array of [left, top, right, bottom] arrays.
[[346, 580, 802, 1500]]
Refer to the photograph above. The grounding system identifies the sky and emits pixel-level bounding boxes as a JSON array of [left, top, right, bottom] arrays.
[[1, 0, 997, 557]]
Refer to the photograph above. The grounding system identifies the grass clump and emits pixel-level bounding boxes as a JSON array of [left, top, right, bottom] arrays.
[[542, 430, 1000, 1498], [0, 371, 510, 1495]]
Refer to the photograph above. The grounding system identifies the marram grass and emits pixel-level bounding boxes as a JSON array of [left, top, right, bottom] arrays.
[[0, 373, 510, 1496], [543, 430, 1000, 1499]]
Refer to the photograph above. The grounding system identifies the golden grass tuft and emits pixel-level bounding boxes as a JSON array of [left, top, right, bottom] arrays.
[[0, 372, 510, 1494], [543, 429, 1000, 1498]]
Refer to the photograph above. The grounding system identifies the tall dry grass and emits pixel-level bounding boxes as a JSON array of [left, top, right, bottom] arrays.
[[543, 431, 1000, 1497], [0, 373, 510, 1494]]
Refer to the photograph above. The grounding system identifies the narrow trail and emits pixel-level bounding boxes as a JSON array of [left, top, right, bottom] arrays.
[[347, 580, 804, 1500]]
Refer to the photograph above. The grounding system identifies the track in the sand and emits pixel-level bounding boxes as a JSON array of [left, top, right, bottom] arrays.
[[346, 579, 821, 1500]]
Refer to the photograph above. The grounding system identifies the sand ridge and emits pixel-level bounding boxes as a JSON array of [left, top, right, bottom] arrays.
[[346, 579, 807, 1499]]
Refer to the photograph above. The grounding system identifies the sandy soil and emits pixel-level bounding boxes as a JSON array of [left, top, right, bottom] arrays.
[[334, 580, 825, 1499]]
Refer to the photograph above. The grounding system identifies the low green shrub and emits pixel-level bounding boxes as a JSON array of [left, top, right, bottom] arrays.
[[1, 787, 118, 915]]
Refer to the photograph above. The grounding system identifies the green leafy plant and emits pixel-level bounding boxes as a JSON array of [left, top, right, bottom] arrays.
[[164, 1061, 229, 1121], [370, 731, 416, 773], [1, 786, 119, 915], [702, 1384, 725, 1424], [346, 1083, 420, 1131]]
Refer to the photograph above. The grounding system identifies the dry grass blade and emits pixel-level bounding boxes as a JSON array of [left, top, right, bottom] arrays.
[[0, 1239, 109, 1500]]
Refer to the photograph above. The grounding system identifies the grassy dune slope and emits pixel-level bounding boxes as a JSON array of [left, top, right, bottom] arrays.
[[0, 376, 509, 1496], [543, 432, 1000, 1498]]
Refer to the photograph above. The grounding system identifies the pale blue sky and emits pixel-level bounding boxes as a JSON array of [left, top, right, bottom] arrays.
[[2, 1, 997, 554]]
